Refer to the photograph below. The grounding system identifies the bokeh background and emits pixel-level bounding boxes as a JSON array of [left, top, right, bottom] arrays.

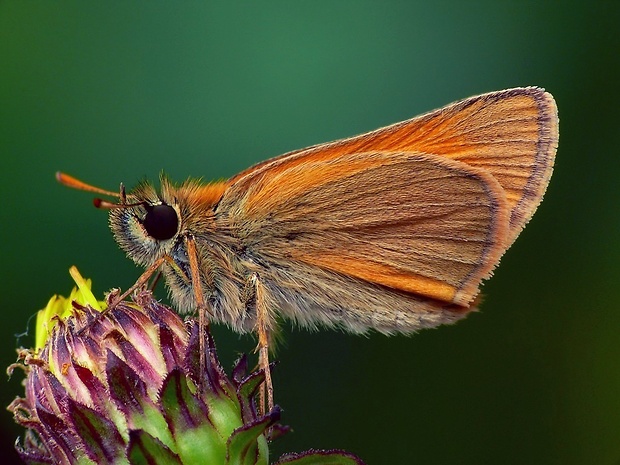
[[1, 2, 619, 464]]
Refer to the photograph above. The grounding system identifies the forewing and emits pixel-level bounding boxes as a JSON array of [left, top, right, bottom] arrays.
[[220, 151, 510, 306], [229, 87, 557, 246]]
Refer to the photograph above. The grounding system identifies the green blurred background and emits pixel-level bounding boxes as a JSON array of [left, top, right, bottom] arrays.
[[1, 2, 619, 464]]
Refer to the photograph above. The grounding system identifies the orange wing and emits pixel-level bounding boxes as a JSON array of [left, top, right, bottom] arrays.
[[220, 151, 510, 306], [229, 87, 558, 246]]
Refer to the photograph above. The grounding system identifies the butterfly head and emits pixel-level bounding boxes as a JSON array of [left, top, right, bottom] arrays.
[[107, 178, 182, 267], [56, 172, 183, 267]]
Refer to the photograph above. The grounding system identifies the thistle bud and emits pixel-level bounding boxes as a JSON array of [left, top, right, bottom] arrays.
[[8, 268, 364, 465]]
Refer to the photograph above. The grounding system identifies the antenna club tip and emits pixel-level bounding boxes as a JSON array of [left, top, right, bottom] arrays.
[[93, 198, 103, 208], [54, 171, 120, 198]]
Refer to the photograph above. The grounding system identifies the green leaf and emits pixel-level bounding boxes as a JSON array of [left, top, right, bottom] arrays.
[[160, 370, 228, 465], [107, 351, 176, 451], [225, 413, 272, 465], [66, 399, 129, 465], [127, 430, 182, 465]]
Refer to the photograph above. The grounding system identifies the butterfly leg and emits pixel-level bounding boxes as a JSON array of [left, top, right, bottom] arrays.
[[248, 273, 274, 417], [185, 234, 211, 393], [76, 255, 169, 336]]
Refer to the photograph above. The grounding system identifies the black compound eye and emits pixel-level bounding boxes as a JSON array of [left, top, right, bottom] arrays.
[[142, 204, 179, 240]]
